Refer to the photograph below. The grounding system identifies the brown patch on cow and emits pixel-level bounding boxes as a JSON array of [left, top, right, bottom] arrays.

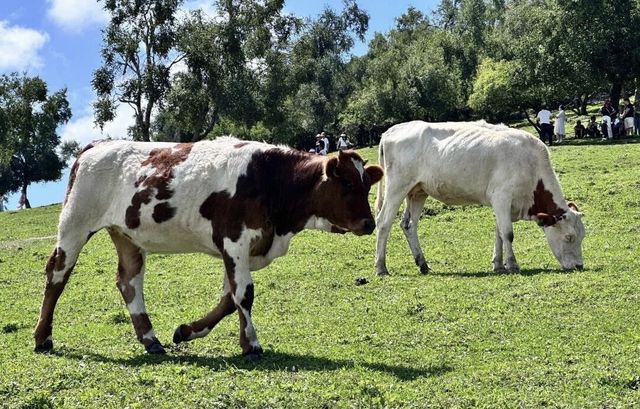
[[240, 284, 254, 313], [125, 189, 153, 229], [64, 142, 97, 206], [35, 249, 74, 345], [186, 293, 236, 337], [130, 313, 154, 344], [126, 143, 193, 229], [117, 262, 137, 304], [234, 142, 249, 148], [527, 179, 566, 226], [45, 247, 66, 274], [250, 223, 275, 257], [152, 202, 176, 224]]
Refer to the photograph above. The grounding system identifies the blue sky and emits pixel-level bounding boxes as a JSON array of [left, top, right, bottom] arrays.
[[0, 0, 437, 209]]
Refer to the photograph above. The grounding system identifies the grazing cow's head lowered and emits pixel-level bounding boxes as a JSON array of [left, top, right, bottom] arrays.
[[537, 203, 585, 270], [318, 150, 383, 235]]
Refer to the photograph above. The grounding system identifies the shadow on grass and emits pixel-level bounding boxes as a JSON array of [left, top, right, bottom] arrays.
[[555, 137, 640, 147], [51, 348, 451, 381], [432, 266, 602, 278]]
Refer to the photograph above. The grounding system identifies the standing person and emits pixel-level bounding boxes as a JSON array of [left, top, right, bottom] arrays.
[[320, 132, 330, 154], [621, 97, 635, 136], [536, 106, 554, 145], [554, 105, 567, 143], [337, 133, 351, 150], [315, 134, 327, 155], [634, 100, 640, 136]]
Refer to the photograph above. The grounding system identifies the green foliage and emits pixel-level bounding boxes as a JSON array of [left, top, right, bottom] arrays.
[[2, 142, 640, 407], [468, 58, 521, 117], [154, 0, 301, 143], [93, 0, 183, 141], [0, 73, 72, 208]]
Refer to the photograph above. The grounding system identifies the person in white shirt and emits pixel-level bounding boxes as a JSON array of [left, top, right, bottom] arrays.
[[315, 134, 328, 155], [536, 106, 554, 145], [320, 132, 330, 154], [337, 133, 351, 150], [554, 105, 566, 143]]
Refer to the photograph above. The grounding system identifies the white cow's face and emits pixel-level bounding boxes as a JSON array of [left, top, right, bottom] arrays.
[[543, 208, 585, 270]]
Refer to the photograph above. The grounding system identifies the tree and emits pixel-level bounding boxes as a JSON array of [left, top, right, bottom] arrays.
[[0, 74, 73, 208], [285, 0, 369, 138], [93, 0, 183, 141], [155, 0, 301, 142]]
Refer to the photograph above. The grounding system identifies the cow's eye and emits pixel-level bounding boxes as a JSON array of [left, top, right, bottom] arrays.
[[342, 180, 353, 190]]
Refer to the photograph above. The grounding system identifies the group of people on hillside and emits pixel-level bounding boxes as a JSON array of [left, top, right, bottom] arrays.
[[311, 131, 353, 155], [536, 98, 639, 145]]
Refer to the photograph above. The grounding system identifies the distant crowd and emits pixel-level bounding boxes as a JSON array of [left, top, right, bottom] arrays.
[[536, 98, 639, 145], [309, 131, 354, 155]]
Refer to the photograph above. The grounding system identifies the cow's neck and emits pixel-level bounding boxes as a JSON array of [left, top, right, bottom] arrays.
[[265, 154, 326, 235], [526, 175, 567, 220]]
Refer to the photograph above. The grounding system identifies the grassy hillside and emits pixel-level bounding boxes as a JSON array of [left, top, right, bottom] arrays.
[[1, 141, 640, 408]]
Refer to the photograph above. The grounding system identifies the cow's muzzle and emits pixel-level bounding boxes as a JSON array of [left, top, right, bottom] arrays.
[[353, 218, 375, 235]]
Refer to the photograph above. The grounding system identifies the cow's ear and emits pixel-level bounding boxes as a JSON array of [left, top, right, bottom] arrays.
[[325, 156, 340, 179], [567, 201, 579, 212], [365, 165, 384, 185], [536, 212, 556, 227]]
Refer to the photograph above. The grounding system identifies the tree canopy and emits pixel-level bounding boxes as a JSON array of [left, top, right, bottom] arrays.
[[0, 74, 74, 208], [89, 0, 640, 144]]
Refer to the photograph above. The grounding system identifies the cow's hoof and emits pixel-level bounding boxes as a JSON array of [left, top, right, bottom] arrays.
[[145, 340, 166, 354], [173, 324, 190, 344], [34, 339, 53, 353], [418, 263, 431, 274], [506, 264, 520, 273], [243, 347, 263, 362], [376, 269, 390, 277], [493, 265, 507, 273]]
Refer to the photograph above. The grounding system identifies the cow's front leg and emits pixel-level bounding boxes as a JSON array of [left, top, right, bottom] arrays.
[[492, 227, 505, 272], [223, 241, 262, 360], [173, 274, 236, 344], [493, 203, 519, 272]]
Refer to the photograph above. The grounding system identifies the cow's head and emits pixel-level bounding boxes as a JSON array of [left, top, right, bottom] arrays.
[[317, 150, 383, 235], [536, 202, 585, 270]]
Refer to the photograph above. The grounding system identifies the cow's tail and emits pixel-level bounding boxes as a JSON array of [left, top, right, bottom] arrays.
[[375, 140, 385, 215]]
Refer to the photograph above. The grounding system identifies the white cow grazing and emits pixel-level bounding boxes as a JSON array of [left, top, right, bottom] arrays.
[[374, 120, 585, 276]]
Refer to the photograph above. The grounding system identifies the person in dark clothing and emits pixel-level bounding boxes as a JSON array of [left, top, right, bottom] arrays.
[[600, 99, 616, 121], [574, 120, 586, 138], [536, 106, 554, 145], [586, 115, 601, 138]]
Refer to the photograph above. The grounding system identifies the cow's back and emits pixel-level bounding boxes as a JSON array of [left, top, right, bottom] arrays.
[[63, 138, 273, 254]]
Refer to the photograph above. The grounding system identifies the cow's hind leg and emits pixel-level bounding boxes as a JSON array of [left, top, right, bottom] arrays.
[[173, 274, 236, 344], [492, 201, 519, 272], [34, 232, 91, 352], [400, 191, 430, 274], [109, 231, 164, 354]]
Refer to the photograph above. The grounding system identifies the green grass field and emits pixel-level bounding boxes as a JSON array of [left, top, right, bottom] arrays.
[[1, 139, 640, 408]]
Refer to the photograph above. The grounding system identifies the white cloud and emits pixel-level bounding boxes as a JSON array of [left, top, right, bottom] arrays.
[[47, 0, 108, 32], [0, 21, 49, 71], [61, 103, 135, 146]]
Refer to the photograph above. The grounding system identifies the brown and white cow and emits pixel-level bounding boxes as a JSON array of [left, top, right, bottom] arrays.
[[34, 137, 383, 359], [374, 121, 585, 276]]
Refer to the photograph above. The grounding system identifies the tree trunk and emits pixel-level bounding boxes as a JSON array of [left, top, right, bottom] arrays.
[[610, 81, 623, 112], [523, 109, 542, 137], [20, 184, 31, 209]]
